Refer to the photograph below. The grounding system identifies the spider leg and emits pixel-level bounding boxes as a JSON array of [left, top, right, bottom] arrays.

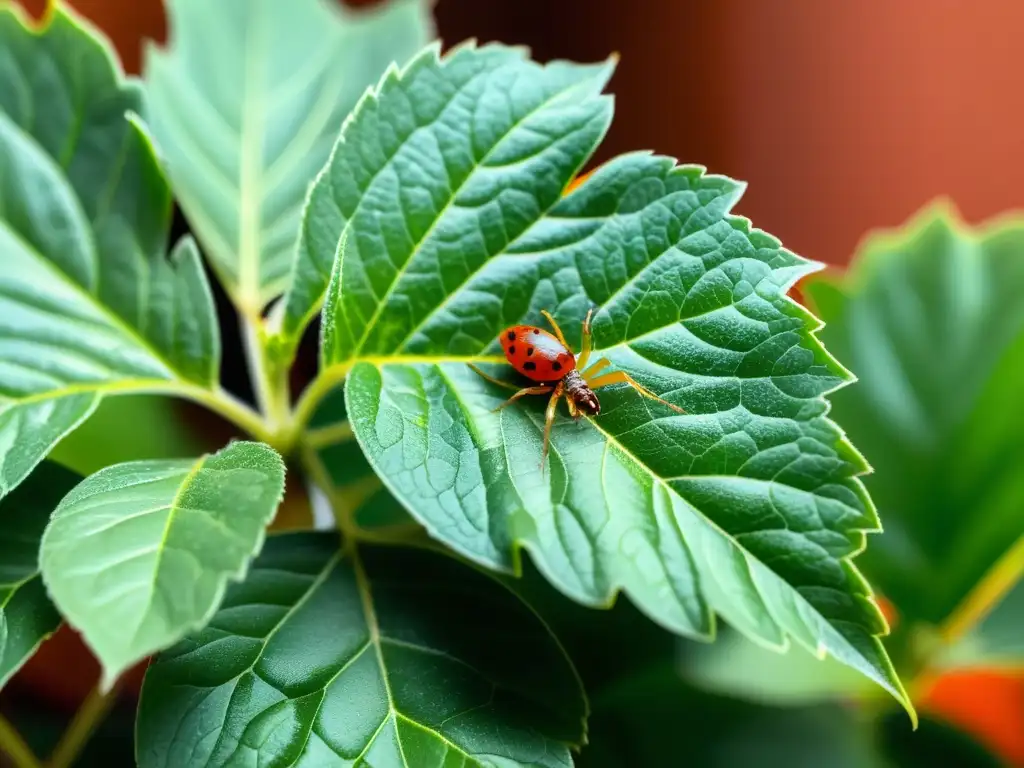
[[566, 394, 581, 419], [469, 363, 520, 392], [540, 382, 564, 472], [577, 308, 595, 370], [493, 385, 553, 412], [588, 370, 686, 414], [540, 310, 572, 350], [581, 356, 612, 381]]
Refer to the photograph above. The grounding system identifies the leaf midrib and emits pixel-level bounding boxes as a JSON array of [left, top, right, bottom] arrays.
[[127, 455, 206, 648]]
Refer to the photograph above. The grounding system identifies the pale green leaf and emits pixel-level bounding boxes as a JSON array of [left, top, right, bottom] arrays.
[[40, 441, 285, 688], [300, 43, 911, 714], [144, 0, 433, 313], [805, 203, 1024, 630], [0, 461, 77, 687], [0, 6, 220, 499], [679, 628, 876, 706], [136, 532, 586, 768]]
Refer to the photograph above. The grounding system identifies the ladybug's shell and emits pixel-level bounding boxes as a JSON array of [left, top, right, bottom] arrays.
[[500, 325, 576, 382]]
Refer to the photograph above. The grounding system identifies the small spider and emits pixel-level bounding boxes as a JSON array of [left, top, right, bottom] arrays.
[[470, 309, 686, 467]]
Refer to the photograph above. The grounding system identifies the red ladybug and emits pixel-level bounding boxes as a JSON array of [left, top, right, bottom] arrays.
[[471, 309, 685, 466]]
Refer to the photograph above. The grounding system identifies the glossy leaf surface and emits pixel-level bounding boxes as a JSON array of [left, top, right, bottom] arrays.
[[299, 43, 907, 710], [0, 461, 77, 687], [40, 441, 284, 687], [0, 6, 219, 499], [145, 0, 432, 312], [136, 532, 585, 768], [805, 204, 1024, 630]]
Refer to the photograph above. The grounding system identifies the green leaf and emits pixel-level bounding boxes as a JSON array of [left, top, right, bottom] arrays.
[[0, 461, 78, 688], [40, 441, 285, 688], [301, 43, 909, 713], [136, 532, 586, 768], [144, 0, 433, 314], [0, 6, 220, 499], [804, 202, 1024, 630]]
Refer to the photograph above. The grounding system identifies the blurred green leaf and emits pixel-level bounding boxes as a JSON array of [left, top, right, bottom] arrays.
[[578, 665, 882, 768], [300, 42, 908, 712], [145, 0, 433, 313], [805, 203, 1024, 634], [680, 626, 877, 706], [877, 711, 1005, 768], [0, 462, 78, 688], [136, 532, 586, 768], [40, 441, 284, 688], [48, 395, 207, 476], [0, 6, 220, 501]]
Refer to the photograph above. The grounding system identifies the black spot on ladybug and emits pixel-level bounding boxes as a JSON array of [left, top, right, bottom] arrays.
[[523, 361, 537, 371], [508, 345, 516, 355], [507, 331, 516, 341], [551, 361, 562, 372], [526, 347, 534, 356], [533, 328, 540, 334]]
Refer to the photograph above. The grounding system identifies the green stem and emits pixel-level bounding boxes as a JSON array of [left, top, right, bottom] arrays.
[[285, 363, 351, 451], [47, 681, 121, 768], [0, 713, 42, 768], [239, 315, 290, 430], [173, 382, 279, 450]]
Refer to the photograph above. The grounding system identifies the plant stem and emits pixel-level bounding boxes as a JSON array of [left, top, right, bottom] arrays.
[[239, 314, 290, 430], [173, 383, 279, 450], [0, 713, 42, 768], [47, 680, 122, 768], [286, 363, 351, 450]]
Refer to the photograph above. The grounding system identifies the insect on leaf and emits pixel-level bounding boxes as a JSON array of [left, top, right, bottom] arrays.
[[296, 42, 914, 717]]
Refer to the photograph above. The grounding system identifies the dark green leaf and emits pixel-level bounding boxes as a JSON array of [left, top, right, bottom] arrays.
[[578, 665, 882, 768], [145, 0, 433, 313], [0, 7, 220, 499], [136, 532, 586, 768], [877, 711, 1005, 768], [804, 203, 1024, 630], [299, 43, 908, 712], [0, 461, 78, 687], [40, 441, 285, 687]]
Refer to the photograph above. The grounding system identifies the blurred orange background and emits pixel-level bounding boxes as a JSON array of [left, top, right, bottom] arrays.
[[14, 0, 1024, 764]]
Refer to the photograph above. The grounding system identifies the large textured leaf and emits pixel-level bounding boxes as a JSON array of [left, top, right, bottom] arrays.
[[40, 441, 284, 687], [0, 461, 78, 688], [136, 532, 586, 768], [144, 0, 432, 313], [0, 6, 219, 499], [298, 43, 909, 711], [804, 203, 1024, 631]]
